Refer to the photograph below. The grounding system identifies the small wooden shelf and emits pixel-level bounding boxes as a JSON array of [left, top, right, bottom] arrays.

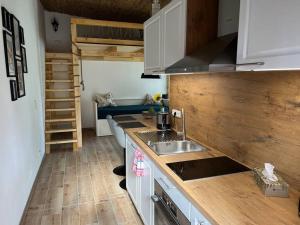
[[45, 118, 76, 123], [46, 80, 73, 83], [46, 89, 74, 92], [46, 139, 77, 145], [46, 108, 76, 112], [45, 128, 77, 134], [46, 98, 75, 102], [45, 62, 79, 66]]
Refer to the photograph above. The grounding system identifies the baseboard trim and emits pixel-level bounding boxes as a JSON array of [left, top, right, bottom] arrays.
[[19, 153, 46, 225]]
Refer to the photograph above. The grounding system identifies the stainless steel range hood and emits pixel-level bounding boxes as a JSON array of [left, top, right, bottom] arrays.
[[165, 33, 238, 74]]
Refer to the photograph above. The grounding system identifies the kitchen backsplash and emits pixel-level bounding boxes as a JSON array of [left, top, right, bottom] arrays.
[[169, 71, 300, 190]]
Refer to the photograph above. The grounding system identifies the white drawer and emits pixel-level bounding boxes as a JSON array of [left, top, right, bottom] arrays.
[[154, 166, 191, 220]]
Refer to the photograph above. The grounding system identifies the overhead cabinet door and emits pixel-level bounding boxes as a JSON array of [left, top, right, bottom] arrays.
[[163, 0, 186, 68], [237, 0, 300, 71], [144, 14, 163, 74]]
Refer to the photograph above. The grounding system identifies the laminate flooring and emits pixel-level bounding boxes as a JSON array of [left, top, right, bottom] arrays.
[[21, 129, 143, 225]]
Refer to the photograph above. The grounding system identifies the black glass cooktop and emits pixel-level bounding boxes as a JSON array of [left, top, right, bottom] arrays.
[[167, 156, 251, 181], [118, 122, 146, 129], [113, 116, 136, 122]]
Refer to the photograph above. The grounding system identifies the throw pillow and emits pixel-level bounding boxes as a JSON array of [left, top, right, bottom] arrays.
[[144, 94, 155, 105], [94, 92, 117, 107]]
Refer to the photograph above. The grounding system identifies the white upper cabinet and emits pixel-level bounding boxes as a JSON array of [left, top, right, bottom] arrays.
[[237, 0, 300, 71], [144, 13, 163, 74], [162, 0, 186, 68], [144, 0, 186, 74]]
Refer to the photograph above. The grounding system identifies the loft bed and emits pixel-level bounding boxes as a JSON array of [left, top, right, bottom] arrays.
[[70, 18, 145, 139], [71, 18, 144, 62]]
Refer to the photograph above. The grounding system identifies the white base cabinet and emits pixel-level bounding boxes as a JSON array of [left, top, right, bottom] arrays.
[[237, 0, 300, 71], [126, 137, 140, 206], [126, 135, 212, 225], [126, 136, 154, 225]]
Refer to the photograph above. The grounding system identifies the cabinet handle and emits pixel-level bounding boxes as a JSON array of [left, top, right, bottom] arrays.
[[236, 62, 265, 66], [159, 177, 175, 190]]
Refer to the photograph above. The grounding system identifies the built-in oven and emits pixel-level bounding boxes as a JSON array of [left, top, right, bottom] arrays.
[[151, 180, 191, 225]]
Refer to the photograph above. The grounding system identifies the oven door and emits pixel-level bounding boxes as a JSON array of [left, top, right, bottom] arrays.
[[152, 194, 180, 225]]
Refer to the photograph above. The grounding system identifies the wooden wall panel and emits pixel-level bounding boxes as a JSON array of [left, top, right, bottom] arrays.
[[170, 71, 300, 190]]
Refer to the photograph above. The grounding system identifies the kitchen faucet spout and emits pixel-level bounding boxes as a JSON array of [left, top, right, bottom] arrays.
[[177, 108, 186, 140]]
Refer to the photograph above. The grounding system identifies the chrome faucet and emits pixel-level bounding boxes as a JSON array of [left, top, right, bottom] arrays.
[[177, 108, 186, 140]]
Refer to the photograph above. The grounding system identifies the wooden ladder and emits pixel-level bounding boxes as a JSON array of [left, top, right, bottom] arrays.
[[45, 53, 82, 153]]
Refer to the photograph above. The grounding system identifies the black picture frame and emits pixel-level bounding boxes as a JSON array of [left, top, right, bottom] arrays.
[[16, 59, 25, 97], [11, 14, 21, 58], [1, 7, 7, 28], [1, 7, 11, 31], [3, 30, 16, 77], [21, 46, 28, 73], [10, 80, 18, 101], [2, 7, 7, 29], [19, 26, 25, 45]]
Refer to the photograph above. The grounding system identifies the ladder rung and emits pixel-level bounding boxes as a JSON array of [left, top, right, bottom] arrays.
[[46, 139, 77, 145], [46, 89, 74, 92], [46, 98, 75, 102], [45, 62, 79, 65], [46, 80, 73, 83], [46, 108, 75, 112], [46, 71, 73, 74], [45, 128, 76, 134], [46, 70, 73, 73], [46, 118, 76, 122]]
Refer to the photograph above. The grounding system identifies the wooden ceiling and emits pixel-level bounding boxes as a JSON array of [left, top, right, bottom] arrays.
[[40, 0, 170, 23]]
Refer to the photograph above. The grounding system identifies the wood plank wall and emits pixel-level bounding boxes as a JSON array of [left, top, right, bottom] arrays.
[[170, 71, 300, 190]]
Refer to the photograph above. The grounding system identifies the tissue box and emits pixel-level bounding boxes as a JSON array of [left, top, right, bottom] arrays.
[[253, 168, 289, 197]]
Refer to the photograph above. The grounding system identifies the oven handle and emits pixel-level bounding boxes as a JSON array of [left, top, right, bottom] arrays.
[[151, 194, 181, 225]]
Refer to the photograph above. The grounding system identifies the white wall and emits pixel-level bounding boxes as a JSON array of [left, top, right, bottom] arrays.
[[0, 0, 45, 224], [44, 10, 71, 52], [81, 60, 167, 128]]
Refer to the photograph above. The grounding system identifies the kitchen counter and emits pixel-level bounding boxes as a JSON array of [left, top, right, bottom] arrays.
[[125, 115, 300, 225]]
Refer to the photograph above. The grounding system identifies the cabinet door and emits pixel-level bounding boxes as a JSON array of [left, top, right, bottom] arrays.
[[237, 0, 300, 71], [144, 13, 163, 74], [163, 0, 186, 68], [126, 138, 139, 207], [139, 158, 153, 225]]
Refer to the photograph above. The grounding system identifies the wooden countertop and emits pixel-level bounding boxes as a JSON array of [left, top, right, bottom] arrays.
[[125, 115, 300, 225]]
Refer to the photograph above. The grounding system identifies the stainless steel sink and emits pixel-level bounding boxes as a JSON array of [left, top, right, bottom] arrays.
[[148, 140, 207, 155]]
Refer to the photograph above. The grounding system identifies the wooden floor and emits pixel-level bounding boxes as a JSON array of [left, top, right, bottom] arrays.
[[22, 129, 143, 225]]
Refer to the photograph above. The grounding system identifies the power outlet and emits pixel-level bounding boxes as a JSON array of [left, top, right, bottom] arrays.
[[172, 109, 182, 118]]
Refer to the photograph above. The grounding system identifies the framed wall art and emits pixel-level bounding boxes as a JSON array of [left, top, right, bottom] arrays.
[[1, 6, 11, 31], [21, 46, 27, 73], [10, 80, 18, 101], [20, 26, 25, 45], [11, 14, 21, 58], [3, 30, 16, 77], [16, 59, 25, 97]]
